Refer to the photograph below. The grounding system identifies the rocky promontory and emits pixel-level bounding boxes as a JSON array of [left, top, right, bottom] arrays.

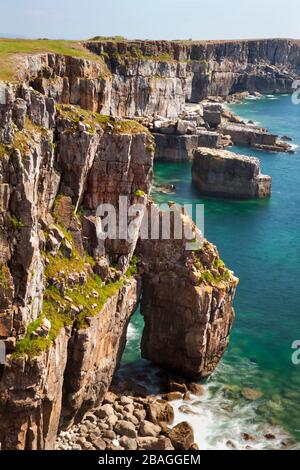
[[139, 207, 239, 379], [0, 44, 239, 449], [1, 35, 295, 451], [192, 147, 272, 199]]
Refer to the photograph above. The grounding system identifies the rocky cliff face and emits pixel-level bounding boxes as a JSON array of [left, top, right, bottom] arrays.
[[138, 208, 238, 379], [192, 148, 272, 199], [84, 38, 300, 117], [0, 76, 153, 449], [0, 46, 240, 450], [12, 39, 300, 121]]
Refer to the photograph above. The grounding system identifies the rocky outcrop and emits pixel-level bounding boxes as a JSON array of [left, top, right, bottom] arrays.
[[138, 208, 239, 379], [192, 147, 272, 199], [219, 122, 292, 152], [0, 44, 240, 450], [135, 100, 292, 162], [0, 78, 153, 449], [62, 278, 140, 429], [154, 131, 221, 161]]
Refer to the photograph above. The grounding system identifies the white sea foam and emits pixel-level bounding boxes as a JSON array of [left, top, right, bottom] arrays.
[[126, 323, 138, 342], [171, 383, 295, 450], [245, 95, 262, 101]]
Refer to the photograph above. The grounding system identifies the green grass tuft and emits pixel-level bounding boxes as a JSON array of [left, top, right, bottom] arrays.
[[56, 104, 150, 136], [11, 216, 24, 230], [134, 189, 146, 198], [0, 38, 108, 82]]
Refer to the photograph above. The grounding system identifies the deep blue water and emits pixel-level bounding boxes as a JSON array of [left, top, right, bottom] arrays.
[[123, 95, 300, 448]]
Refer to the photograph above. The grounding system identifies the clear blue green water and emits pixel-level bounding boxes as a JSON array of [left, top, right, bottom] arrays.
[[122, 95, 300, 449]]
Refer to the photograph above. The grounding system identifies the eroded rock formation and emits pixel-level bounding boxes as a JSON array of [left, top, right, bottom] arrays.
[[85, 38, 300, 117], [1, 36, 298, 450], [192, 147, 272, 199], [0, 76, 153, 449], [138, 208, 239, 379]]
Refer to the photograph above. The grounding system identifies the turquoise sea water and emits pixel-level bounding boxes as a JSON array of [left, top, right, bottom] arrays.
[[122, 95, 300, 449]]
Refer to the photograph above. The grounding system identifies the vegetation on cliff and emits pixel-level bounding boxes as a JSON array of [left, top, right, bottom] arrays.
[[0, 39, 106, 81], [56, 104, 150, 135], [13, 217, 138, 358], [192, 241, 236, 287]]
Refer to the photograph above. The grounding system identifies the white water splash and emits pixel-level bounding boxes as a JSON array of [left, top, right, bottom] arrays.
[[126, 323, 139, 342]]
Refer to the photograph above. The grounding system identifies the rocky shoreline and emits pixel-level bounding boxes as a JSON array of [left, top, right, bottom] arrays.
[[136, 95, 294, 163], [55, 373, 295, 451], [56, 385, 200, 451], [1, 38, 300, 450]]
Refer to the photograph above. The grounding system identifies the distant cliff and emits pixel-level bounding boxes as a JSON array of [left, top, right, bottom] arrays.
[[6, 39, 299, 121], [83, 38, 300, 117]]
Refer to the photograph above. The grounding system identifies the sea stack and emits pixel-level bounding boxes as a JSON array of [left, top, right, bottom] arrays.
[[192, 147, 272, 199], [139, 209, 239, 380]]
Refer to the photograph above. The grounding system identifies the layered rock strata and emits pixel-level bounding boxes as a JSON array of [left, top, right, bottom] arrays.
[[85, 38, 300, 117], [11, 39, 300, 121], [154, 131, 221, 161], [219, 122, 292, 152], [0, 77, 153, 449], [192, 148, 272, 199], [134, 100, 292, 161], [0, 46, 240, 450], [138, 208, 239, 379]]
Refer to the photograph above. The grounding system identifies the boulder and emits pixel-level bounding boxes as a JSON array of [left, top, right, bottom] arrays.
[[188, 383, 205, 396], [162, 392, 183, 402], [190, 443, 199, 450], [163, 422, 194, 451], [178, 405, 199, 416], [95, 404, 115, 419], [147, 401, 174, 424], [114, 420, 137, 439], [93, 438, 106, 450], [203, 104, 222, 127], [139, 420, 161, 437], [241, 388, 264, 400], [119, 436, 138, 450], [176, 120, 197, 135], [133, 408, 147, 421], [168, 378, 188, 394], [137, 436, 174, 451]]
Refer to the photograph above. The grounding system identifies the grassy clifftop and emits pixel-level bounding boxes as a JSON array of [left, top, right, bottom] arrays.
[[0, 39, 104, 81]]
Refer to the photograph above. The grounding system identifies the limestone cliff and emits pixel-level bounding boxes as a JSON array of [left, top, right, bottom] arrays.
[[8, 39, 300, 121], [0, 76, 152, 449], [84, 38, 300, 117], [192, 148, 272, 199], [138, 208, 238, 379], [0, 45, 240, 450]]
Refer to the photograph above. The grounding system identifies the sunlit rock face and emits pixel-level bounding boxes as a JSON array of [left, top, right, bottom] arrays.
[[138, 208, 239, 380]]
